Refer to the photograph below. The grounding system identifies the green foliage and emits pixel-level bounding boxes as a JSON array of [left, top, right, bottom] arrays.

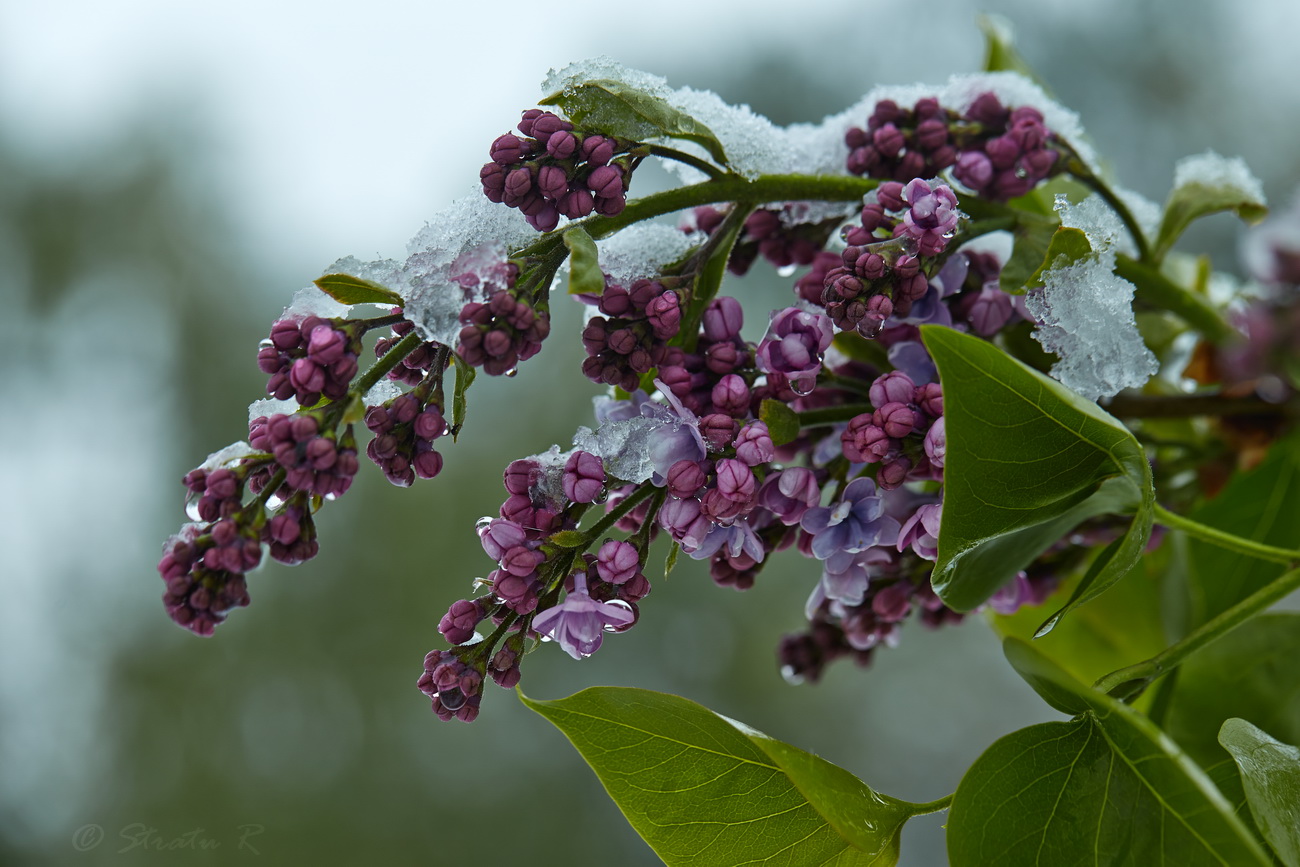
[[562, 226, 603, 295], [541, 79, 730, 167], [449, 351, 475, 441], [760, 398, 801, 446], [1025, 225, 1093, 289], [997, 209, 1058, 294], [1154, 166, 1269, 260], [950, 640, 1271, 866], [1220, 719, 1300, 867], [312, 273, 404, 306], [521, 687, 934, 866], [921, 325, 1154, 613]]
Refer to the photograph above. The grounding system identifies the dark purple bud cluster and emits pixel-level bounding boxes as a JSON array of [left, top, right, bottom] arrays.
[[580, 278, 683, 392], [816, 180, 961, 338], [480, 109, 640, 231], [364, 392, 449, 486], [249, 412, 360, 498], [373, 308, 443, 387], [158, 525, 254, 637], [457, 280, 551, 377], [418, 649, 483, 723], [657, 297, 758, 417], [257, 316, 362, 406], [840, 370, 944, 489], [688, 205, 836, 277], [845, 93, 1063, 202]]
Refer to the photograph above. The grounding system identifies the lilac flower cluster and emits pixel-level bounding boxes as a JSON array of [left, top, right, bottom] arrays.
[[364, 392, 448, 486], [580, 277, 683, 392], [687, 205, 838, 277], [249, 412, 359, 498], [373, 308, 443, 387], [817, 179, 962, 338], [457, 280, 552, 377], [846, 93, 1064, 201], [257, 316, 362, 406], [480, 109, 639, 231]]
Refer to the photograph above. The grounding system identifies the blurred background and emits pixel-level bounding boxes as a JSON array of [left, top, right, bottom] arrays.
[[3, 1, 1298, 864]]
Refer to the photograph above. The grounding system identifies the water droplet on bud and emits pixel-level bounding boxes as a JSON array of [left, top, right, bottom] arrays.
[[777, 264, 797, 278], [504, 367, 519, 377], [791, 380, 814, 397], [185, 501, 202, 521], [780, 665, 806, 686], [592, 486, 609, 504], [475, 516, 494, 532]]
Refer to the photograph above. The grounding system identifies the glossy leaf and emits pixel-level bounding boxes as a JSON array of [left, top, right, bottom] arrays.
[[1036, 509, 1154, 636], [521, 686, 922, 866], [449, 351, 475, 442], [1173, 432, 1300, 635], [1220, 719, 1300, 867], [1154, 165, 1268, 260], [998, 209, 1058, 293], [950, 639, 1271, 866], [563, 226, 603, 296], [664, 540, 680, 578], [761, 398, 801, 447], [313, 272, 404, 307], [921, 325, 1154, 612], [1025, 225, 1092, 289], [541, 79, 729, 167]]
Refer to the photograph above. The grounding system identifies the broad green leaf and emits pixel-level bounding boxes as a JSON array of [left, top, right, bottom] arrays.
[[999, 210, 1058, 293], [1155, 156, 1268, 260], [312, 273, 404, 306], [761, 398, 801, 447], [664, 540, 680, 578], [992, 542, 1167, 700], [921, 325, 1154, 612], [1171, 432, 1300, 636], [1219, 719, 1300, 867], [563, 226, 603, 296], [832, 330, 891, 369], [1036, 509, 1154, 636], [950, 639, 1271, 866], [521, 686, 922, 866], [1025, 225, 1093, 289], [541, 79, 729, 167], [449, 351, 476, 442], [1002, 636, 1091, 715], [1162, 614, 1300, 770]]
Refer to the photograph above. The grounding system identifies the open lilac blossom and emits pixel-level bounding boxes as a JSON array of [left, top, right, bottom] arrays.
[[755, 307, 834, 394], [689, 518, 766, 564], [800, 477, 901, 562], [532, 572, 635, 660], [897, 502, 942, 561]]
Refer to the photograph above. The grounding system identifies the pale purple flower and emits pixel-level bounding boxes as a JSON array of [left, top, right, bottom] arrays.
[[899, 179, 961, 257], [758, 467, 821, 526], [689, 518, 766, 563], [886, 341, 936, 384], [643, 380, 707, 483], [804, 547, 894, 618], [897, 502, 942, 561], [800, 477, 901, 563], [532, 572, 635, 660], [755, 307, 834, 394], [923, 417, 946, 469], [658, 497, 712, 550]]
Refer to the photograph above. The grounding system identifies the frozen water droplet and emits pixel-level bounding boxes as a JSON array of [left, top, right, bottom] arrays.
[[266, 493, 285, 510], [777, 264, 797, 278], [780, 665, 805, 686], [1014, 166, 1029, 179], [504, 367, 519, 378], [185, 500, 202, 521]]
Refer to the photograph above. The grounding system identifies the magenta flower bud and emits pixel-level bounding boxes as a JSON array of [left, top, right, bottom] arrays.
[[305, 437, 337, 470], [364, 405, 391, 434], [587, 164, 624, 199], [579, 135, 616, 166], [666, 459, 707, 499], [966, 92, 1007, 126], [439, 599, 484, 645], [964, 287, 1014, 335], [606, 327, 638, 355], [414, 406, 447, 440], [704, 342, 741, 375], [755, 307, 834, 393], [859, 295, 893, 338], [558, 188, 595, 219], [874, 402, 917, 438], [546, 130, 578, 160], [413, 449, 444, 479], [257, 345, 282, 375], [536, 165, 569, 201], [268, 512, 301, 546], [954, 151, 993, 191], [490, 133, 529, 165], [645, 290, 682, 339], [870, 371, 917, 408], [289, 358, 325, 396], [594, 194, 626, 216], [877, 181, 906, 211], [480, 163, 507, 201], [504, 166, 533, 200], [699, 413, 738, 452], [924, 417, 946, 468], [985, 135, 1020, 170], [595, 540, 640, 585], [492, 569, 539, 615], [269, 319, 302, 351], [842, 415, 892, 463], [562, 450, 606, 504], [525, 205, 560, 232], [872, 582, 912, 622], [872, 124, 905, 158], [914, 383, 943, 418], [700, 488, 748, 522], [500, 545, 544, 577], [715, 458, 756, 503], [516, 108, 545, 137], [758, 467, 820, 526], [479, 518, 527, 560], [658, 496, 711, 550], [529, 111, 572, 143], [855, 252, 887, 280], [915, 118, 949, 151], [702, 296, 744, 342], [482, 329, 513, 359], [878, 455, 912, 490], [711, 374, 750, 418], [733, 421, 774, 467]]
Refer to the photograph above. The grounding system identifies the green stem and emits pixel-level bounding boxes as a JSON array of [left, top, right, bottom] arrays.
[[250, 468, 287, 509], [1105, 391, 1299, 420], [1153, 503, 1300, 564], [797, 403, 876, 427], [678, 202, 756, 353], [1114, 254, 1237, 344], [905, 793, 954, 816], [352, 331, 423, 397], [647, 144, 728, 181], [354, 312, 406, 331], [582, 483, 659, 542], [1094, 564, 1300, 698]]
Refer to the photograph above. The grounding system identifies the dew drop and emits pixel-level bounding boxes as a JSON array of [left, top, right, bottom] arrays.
[[437, 688, 467, 711], [185, 500, 202, 522], [791, 380, 815, 397], [504, 366, 519, 377], [266, 493, 285, 510], [1014, 166, 1029, 179], [857, 318, 884, 339], [780, 665, 806, 686], [592, 486, 609, 504], [475, 516, 494, 532], [777, 264, 797, 278]]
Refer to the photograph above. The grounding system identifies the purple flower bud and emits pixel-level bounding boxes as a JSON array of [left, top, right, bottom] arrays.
[[923, 417, 946, 468], [877, 181, 906, 212], [595, 540, 640, 585], [963, 287, 1014, 336], [715, 458, 756, 503], [954, 151, 993, 192], [755, 307, 834, 394], [872, 124, 905, 158], [546, 130, 578, 160], [536, 165, 569, 201], [587, 165, 624, 199], [898, 502, 942, 560], [439, 599, 484, 645], [658, 497, 712, 550], [562, 450, 606, 504], [500, 545, 544, 577], [490, 133, 529, 165], [874, 402, 917, 438], [699, 413, 738, 452], [872, 582, 912, 622], [479, 518, 528, 561], [758, 467, 821, 526], [504, 167, 533, 199], [915, 383, 943, 418], [702, 296, 744, 342], [711, 374, 750, 418], [645, 291, 682, 339], [877, 455, 912, 490], [666, 459, 707, 499], [558, 188, 595, 219], [414, 406, 447, 440], [869, 371, 917, 408], [492, 569, 539, 615], [842, 415, 892, 463], [733, 421, 774, 467], [579, 135, 616, 166], [413, 449, 444, 479]]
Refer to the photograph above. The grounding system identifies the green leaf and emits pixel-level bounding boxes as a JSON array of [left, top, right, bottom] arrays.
[[1002, 636, 1091, 715], [449, 351, 476, 442], [1155, 158, 1268, 260], [562, 226, 603, 296], [999, 210, 1059, 293], [949, 639, 1272, 866], [1173, 432, 1300, 635], [541, 79, 729, 168], [521, 686, 924, 866], [548, 530, 587, 548], [1219, 719, 1300, 867], [1036, 509, 1154, 637], [664, 540, 680, 578], [312, 273, 404, 307], [761, 398, 801, 447], [1025, 225, 1093, 289], [831, 330, 891, 369], [921, 325, 1154, 612]]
